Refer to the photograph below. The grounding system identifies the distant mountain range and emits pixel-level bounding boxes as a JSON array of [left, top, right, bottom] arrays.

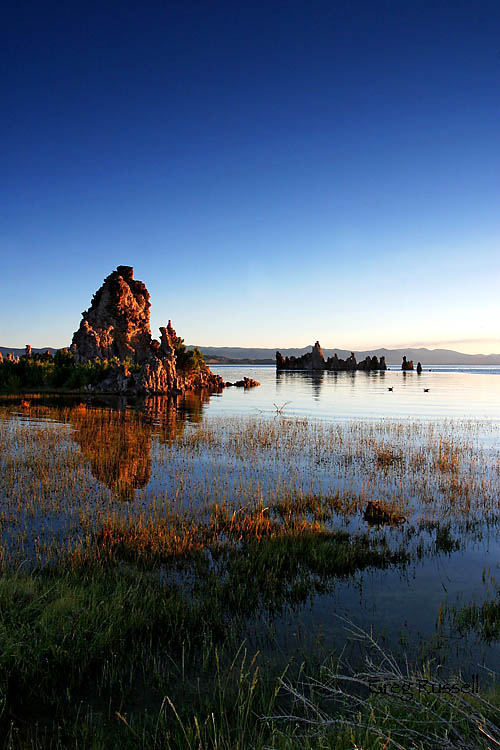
[[2, 344, 500, 366]]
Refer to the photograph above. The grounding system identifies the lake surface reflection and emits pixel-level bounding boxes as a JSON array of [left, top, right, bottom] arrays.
[[69, 392, 208, 500], [1, 365, 500, 677], [209, 364, 500, 421]]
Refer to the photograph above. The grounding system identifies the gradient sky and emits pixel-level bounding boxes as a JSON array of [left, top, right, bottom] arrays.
[[2, 0, 500, 353]]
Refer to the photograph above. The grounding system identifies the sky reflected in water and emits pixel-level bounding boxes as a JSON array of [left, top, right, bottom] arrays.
[[209, 365, 500, 421]]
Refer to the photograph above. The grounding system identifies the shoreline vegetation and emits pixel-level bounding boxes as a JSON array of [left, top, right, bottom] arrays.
[[0, 346, 208, 395], [1, 401, 500, 746]]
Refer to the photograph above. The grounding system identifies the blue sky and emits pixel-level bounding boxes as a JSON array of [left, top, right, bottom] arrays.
[[2, 0, 500, 352]]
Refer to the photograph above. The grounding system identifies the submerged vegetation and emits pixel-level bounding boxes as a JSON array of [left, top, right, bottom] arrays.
[[1, 400, 500, 746]]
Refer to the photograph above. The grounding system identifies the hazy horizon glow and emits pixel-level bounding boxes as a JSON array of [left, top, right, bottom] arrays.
[[2, 1, 499, 354], [3, 334, 500, 357]]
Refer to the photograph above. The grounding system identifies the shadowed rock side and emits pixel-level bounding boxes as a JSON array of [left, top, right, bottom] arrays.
[[71, 266, 225, 395], [402, 356, 414, 371], [276, 342, 387, 372], [225, 377, 260, 388]]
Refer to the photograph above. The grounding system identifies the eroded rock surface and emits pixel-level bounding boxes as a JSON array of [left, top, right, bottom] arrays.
[[72, 266, 152, 363], [276, 344, 387, 372], [72, 267, 225, 395]]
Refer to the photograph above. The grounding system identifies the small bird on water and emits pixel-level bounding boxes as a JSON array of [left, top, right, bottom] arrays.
[[388, 387, 393, 391], [423, 388, 429, 392]]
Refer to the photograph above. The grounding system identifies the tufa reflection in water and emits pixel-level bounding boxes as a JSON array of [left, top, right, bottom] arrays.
[[72, 392, 210, 500], [5, 392, 211, 501], [70, 404, 153, 501]]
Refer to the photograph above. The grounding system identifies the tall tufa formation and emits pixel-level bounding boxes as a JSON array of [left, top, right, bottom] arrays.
[[71, 267, 224, 395], [71, 266, 152, 363]]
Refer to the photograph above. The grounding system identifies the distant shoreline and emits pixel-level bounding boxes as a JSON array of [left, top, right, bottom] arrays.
[[194, 346, 500, 367], [210, 363, 500, 371], [3, 345, 500, 367]]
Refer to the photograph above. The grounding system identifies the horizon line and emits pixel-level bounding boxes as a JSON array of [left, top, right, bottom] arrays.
[[2, 343, 500, 358]]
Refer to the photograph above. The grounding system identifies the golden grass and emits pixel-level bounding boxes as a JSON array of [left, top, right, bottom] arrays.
[[0, 400, 499, 567], [68, 507, 333, 568]]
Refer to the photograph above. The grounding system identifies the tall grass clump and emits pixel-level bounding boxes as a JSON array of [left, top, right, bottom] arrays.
[[270, 619, 500, 749]]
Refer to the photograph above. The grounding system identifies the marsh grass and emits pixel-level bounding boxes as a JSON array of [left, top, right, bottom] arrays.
[[444, 579, 500, 643], [271, 620, 500, 749], [0, 525, 410, 749], [1, 402, 500, 746], [3, 581, 500, 749], [374, 445, 404, 468], [1, 405, 498, 567]]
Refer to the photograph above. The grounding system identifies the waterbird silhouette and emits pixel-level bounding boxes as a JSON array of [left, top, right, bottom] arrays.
[[388, 387, 393, 391], [423, 388, 430, 392]]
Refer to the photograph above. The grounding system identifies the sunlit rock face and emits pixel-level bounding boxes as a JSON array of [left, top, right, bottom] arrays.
[[71, 266, 152, 363], [139, 320, 178, 393], [71, 266, 225, 394], [140, 356, 177, 394]]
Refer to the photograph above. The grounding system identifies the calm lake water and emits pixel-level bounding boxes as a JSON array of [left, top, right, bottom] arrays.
[[2, 363, 500, 679], [209, 364, 500, 421]]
